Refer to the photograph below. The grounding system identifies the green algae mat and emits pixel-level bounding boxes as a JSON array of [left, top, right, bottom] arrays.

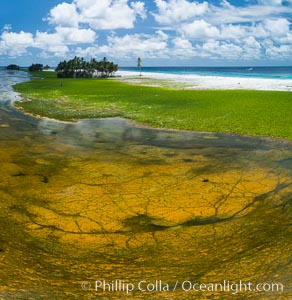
[[13, 73, 292, 139]]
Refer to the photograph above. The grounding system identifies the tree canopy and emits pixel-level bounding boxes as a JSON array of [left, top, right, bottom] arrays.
[[55, 56, 118, 78], [28, 64, 43, 72], [6, 64, 20, 70]]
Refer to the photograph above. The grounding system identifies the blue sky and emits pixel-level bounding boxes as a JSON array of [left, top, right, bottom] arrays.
[[0, 0, 291, 66]]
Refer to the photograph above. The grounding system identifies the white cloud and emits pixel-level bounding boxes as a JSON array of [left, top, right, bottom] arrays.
[[2, 24, 12, 32], [180, 20, 219, 39], [209, 5, 276, 25], [47, 0, 147, 30], [1, 0, 292, 63], [196, 40, 243, 59], [107, 31, 168, 57], [150, 0, 292, 61], [265, 42, 292, 59], [180, 22, 251, 41], [191, 36, 262, 60], [258, 0, 283, 6], [34, 27, 96, 56], [29, 27, 95, 58], [34, 31, 69, 56], [172, 37, 196, 57], [85, 0, 145, 30], [178, 0, 292, 26], [74, 46, 101, 58], [243, 36, 261, 49], [263, 18, 290, 37], [241, 36, 262, 59], [76, 0, 146, 30], [275, 33, 292, 44], [153, 0, 208, 24], [72, 31, 264, 62], [56, 27, 96, 44], [35, 27, 96, 49], [75, 31, 169, 59], [0, 31, 34, 56], [131, 1, 147, 19], [220, 24, 246, 40], [43, 45, 70, 57], [47, 2, 79, 27], [249, 23, 269, 39], [34, 31, 61, 47]]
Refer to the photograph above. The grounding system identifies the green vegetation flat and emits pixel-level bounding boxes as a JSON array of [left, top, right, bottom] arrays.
[[13, 72, 292, 139]]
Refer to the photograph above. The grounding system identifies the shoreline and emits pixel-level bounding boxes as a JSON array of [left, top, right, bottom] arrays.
[[12, 97, 292, 143], [116, 70, 292, 91], [12, 102, 292, 144], [11, 100, 74, 124]]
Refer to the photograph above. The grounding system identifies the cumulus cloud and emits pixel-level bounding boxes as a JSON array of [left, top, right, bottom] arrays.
[[241, 37, 262, 60], [0, 25, 96, 58], [0, 30, 34, 56], [263, 18, 290, 37], [153, 0, 208, 24], [172, 37, 196, 57], [265, 41, 292, 58], [75, 31, 169, 59], [180, 20, 219, 39], [220, 24, 246, 40], [55, 27, 96, 44], [47, 0, 147, 30], [180, 0, 292, 26], [78, 0, 144, 30], [131, 1, 147, 19], [275, 33, 292, 44], [150, 0, 292, 61], [104, 31, 169, 58], [1, 0, 291, 62], [195, 40, 243, 59], [34, 31, 69, 56], [34, 27, 96, 56], [179, 19, 290, 42], [47, 2, 79, 27], [258, 0, 283, 6]]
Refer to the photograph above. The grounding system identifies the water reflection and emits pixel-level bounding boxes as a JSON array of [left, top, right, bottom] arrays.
[[0, 71, 291, 299]]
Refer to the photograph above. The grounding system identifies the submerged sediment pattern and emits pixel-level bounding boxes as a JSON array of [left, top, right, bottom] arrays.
[[0, 116, 291, 299], [0, 74, 291, 299]]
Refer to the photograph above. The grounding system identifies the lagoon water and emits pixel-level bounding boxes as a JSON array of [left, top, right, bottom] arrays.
[[120, 66, 292, 80], [0, 70, 291, 299]]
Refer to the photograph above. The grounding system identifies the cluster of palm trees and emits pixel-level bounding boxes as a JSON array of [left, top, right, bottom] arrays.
[[6, 64, 20, 70], [55, 56, 118, 78], [28, 63, 43, 72]]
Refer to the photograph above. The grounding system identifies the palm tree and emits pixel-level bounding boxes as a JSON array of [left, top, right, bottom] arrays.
[[137, 57, 142, 76]]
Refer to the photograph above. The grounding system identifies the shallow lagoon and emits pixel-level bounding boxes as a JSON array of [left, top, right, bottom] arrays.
[[0, 71, 291, 299]]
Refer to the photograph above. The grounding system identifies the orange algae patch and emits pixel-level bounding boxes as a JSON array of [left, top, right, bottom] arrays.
[[0, 118, 291, 299], [6, 149, 289, 247]]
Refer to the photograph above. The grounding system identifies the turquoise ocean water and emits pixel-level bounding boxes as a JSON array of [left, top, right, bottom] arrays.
[[1, 66, 291, 80], [120, 66, 292, 80]]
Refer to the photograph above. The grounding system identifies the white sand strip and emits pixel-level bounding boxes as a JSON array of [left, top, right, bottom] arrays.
[[116, 71, 292, 91]]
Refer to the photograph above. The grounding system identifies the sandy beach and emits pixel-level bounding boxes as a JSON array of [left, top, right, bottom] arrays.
[[117, 70, 292, 91]]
